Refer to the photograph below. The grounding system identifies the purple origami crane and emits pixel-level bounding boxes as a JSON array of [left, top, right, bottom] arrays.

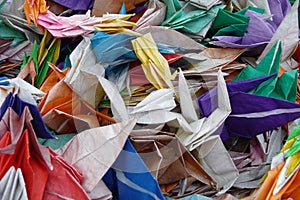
[[197, 74, 300, 140], [210, 0, 292, 54]]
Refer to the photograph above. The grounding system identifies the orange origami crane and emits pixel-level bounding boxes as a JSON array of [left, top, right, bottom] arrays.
[[24, 0, 48, 26]]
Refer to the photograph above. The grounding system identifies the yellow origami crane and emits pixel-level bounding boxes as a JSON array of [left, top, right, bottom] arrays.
[[132, 33, 175, 90], [94, 14, 140, 36]]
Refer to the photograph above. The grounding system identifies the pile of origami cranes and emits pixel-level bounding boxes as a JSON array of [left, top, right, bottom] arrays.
[[0, 0, 300, 199]]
